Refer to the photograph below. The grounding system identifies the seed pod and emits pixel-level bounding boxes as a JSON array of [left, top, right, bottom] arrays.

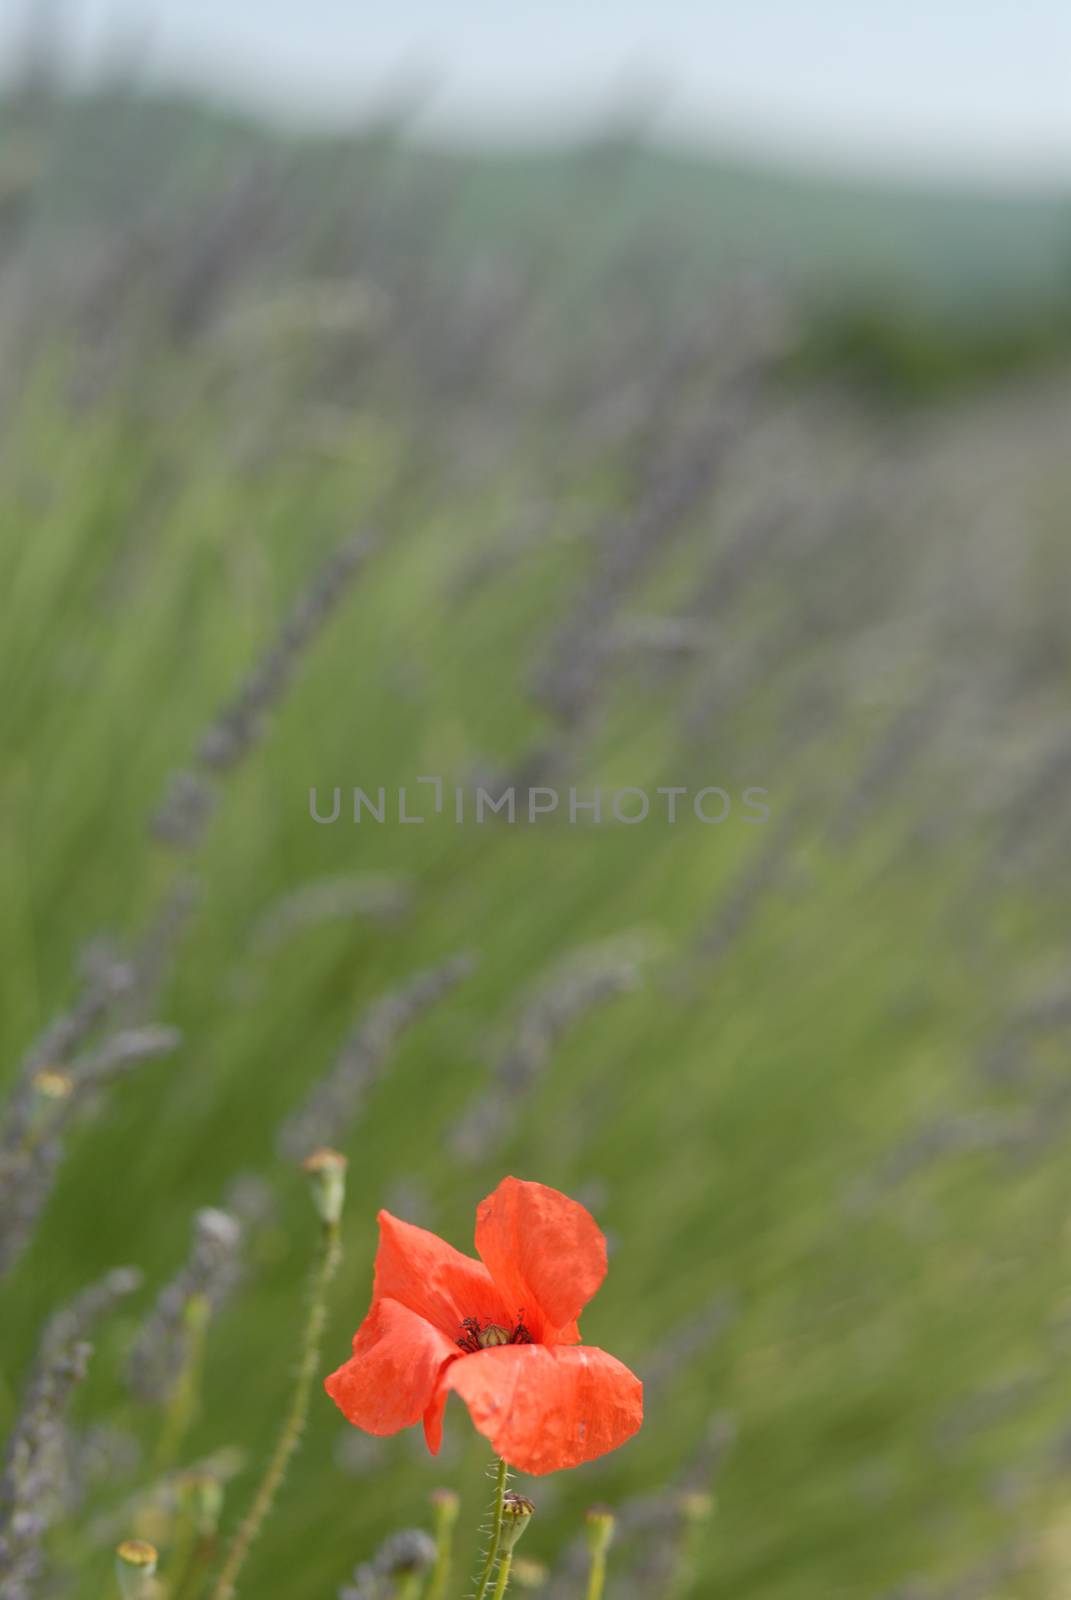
[[500, 1492, 536, 1552], [302, 1148, 347, 1228], [115, 1538, 158, 1598]]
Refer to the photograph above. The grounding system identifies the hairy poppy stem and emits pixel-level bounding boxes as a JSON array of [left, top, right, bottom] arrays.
[[491, 1550, 513, 1598], [471, 1456, 510, 1600], [208, 1218, 342, 1600]]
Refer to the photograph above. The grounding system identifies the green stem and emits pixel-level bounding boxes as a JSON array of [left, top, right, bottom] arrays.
[[665, 1493, 714, 1600], [155, 1293, 210, 1469], [586, 1545, 607, 1600], [427, 1545, 450, 1600], [173, 1534, 217, 1600], [491, 1550, 513, 1599], [426, 1500, 457, 1600], [208, 1221, 342, 1600], [471, 1457, 510, 1600]]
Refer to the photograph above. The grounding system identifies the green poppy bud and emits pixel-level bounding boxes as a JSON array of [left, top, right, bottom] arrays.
[[115, 1539, 158, 1598], [499, 1492, 536, 1552], [302, 1148, 347, 1228], [585, 1505, 615, 1559]]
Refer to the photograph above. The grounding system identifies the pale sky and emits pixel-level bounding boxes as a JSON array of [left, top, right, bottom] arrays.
[[5, 0, 1071, 184]]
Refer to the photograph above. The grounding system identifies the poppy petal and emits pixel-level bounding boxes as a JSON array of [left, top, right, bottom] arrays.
[[374, 1210, 508, 1338], [475, 1177, 607, 1337], [423, 1384, 449, 1455], [440, 1343, 643, 1474], [324, 1297, 457, 1436]]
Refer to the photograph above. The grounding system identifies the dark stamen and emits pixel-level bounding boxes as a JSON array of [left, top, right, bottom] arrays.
[[456, 1312, 534, 1352]]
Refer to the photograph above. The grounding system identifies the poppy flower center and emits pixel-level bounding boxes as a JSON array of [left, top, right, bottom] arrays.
[[456, 1314, 533, 1353]]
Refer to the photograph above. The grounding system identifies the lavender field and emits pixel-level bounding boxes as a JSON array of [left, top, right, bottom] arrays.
[[2, 71, 1071, 1600]]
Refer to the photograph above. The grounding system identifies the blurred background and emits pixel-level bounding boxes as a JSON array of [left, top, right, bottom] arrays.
[[2, 1, 1071, 1596]]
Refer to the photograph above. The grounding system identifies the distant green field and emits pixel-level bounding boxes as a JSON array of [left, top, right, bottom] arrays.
[[2, 86, 1071, 1600]]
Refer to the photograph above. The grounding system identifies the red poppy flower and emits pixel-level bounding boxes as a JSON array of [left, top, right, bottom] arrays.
[[324, 1176, 643, 1474]]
